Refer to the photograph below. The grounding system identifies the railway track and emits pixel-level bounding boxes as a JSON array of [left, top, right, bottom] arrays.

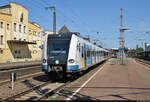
[[0, 72, 44, 85], [0, 63, 41, 71], [0, 65, 42, 82], [3, 79, 70, 100], [135, 58, 150, 67], [2, 60, 107, 101]]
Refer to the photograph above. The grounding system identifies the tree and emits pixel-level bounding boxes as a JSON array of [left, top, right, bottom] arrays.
[[136, 47, 144, 53], [127, 47, 144, 58]]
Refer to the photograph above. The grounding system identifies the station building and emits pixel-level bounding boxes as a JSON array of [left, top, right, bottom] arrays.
[[0, 2, 44, 63]]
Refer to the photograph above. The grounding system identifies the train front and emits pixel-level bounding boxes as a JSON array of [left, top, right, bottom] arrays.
[[42, 34, 72, 79]]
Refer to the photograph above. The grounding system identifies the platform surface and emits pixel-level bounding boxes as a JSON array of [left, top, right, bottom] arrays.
[[70, 58, 150, 100]]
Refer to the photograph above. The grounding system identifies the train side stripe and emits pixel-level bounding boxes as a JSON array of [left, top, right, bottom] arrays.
[[69, 65, 79, 70]]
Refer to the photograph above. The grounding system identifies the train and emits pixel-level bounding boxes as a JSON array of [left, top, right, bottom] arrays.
[[42, 32, 110, 80]]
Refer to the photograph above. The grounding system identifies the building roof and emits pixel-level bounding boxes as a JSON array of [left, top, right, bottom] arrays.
[[28, 21, 42, 29], [58, 25, 70, 33], [10, 2, 28, 11], [0, 5, 10, 9]]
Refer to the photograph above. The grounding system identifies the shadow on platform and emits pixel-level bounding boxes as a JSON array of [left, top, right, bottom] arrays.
[[57, 86, 150, 100], [58, 89, 100, 101], [66, 86, 150, 90]]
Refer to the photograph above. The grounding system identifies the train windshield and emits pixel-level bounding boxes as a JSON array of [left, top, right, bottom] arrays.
[[47, 36, 71, 56]]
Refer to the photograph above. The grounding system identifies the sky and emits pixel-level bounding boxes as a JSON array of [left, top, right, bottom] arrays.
[[1, 0, 150, 49]]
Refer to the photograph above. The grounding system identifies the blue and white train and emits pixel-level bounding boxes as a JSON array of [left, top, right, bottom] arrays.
[[42, 32, 109, 79]]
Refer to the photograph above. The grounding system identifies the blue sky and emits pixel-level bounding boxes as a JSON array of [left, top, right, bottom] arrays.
[[1, 0, 150, 49]]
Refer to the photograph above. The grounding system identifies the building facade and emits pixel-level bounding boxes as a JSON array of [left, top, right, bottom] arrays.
[[0, 2, 44, 63], [145, 43, 150, 51]]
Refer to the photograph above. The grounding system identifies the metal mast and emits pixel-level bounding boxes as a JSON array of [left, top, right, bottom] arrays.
[[45, 6, 56, 34], [120, 8, 123, 48], [119, 8, 125, 64]]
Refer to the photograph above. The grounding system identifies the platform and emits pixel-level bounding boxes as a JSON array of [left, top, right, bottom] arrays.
[[67, 58, 150, 100]]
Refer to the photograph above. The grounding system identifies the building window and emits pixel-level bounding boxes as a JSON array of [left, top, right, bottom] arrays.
[[33, 41, 36, 48], [0, 35, 3, 45], [33, 50, 37, 54], [19, 24, 21, 33], [24, 26, 26, 33], [0, 22, 3, 29], [15, 50, 17, 54], [14, 23, 16, 32], [18, 50, 21, 54], [14, 37, 16, 40], [33, 31, 36, 36], [20, 13, 23, 22], [7, 24, 9, 30], [0, 49, 3, 54], [29, 30, 31, 35], [38, 32, 40, 37]]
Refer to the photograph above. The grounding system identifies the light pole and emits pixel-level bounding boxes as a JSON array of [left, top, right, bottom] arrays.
[[45, 6, 56, 34]]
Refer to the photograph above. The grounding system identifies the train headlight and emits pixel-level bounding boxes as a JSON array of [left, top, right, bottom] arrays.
[[69, 59, 75, 63], [43, 59, 47, 63]]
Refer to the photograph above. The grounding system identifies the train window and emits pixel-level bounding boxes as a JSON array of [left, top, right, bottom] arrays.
[[79, 43, 80, 52], [79, 46, 80, 52], [87, 50, 90, 57]]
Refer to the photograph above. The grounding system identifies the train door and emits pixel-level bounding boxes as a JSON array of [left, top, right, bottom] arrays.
[[91, 51, 94, 64], [81, 43, 85, 68], [97, 51, 99, 62], [94, 51, 96, 63], [87, 47, 91, 66], [96, 51, 97, 63], [84, 44, 87, 67], [76, 42, 81, 67]]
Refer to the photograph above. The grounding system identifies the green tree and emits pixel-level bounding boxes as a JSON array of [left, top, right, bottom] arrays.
[[136, 47, 144, 53], [127, 49, 136, 57], [127, 47, 144, 58]]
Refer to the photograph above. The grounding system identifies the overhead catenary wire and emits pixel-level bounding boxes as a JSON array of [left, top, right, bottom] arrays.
[[40, 0, 90, 34], [61, 1, 90, 34], [126, 31, 149, 44]]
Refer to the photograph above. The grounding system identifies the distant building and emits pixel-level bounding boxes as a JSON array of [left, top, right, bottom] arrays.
[[58, 25, 70, 33], [0, 2, 44, 63], [145, 43, 150, 51], [42, 30, 58, 41], [42, 25, 70, 40], [44, 30, 54, 35], [111, 48, 119, 58]]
